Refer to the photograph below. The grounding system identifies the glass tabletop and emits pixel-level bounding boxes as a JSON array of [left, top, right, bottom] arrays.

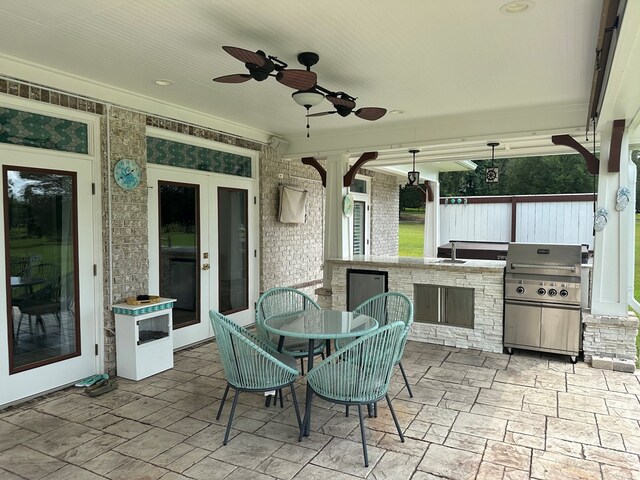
[[263, 309, 378, 340]]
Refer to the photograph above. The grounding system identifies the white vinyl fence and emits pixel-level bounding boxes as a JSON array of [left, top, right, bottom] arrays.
[[439, 194, 596, 249]]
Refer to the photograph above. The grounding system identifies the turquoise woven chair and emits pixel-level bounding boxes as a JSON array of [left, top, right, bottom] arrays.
[[209, 310, 302, 445], [339, 292, 414, 397], [256, 287, 326, 374], [306, 321, 406, 467]]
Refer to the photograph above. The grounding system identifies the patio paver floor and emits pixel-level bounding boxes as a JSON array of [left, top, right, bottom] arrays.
[[1, 340, 640, 479]]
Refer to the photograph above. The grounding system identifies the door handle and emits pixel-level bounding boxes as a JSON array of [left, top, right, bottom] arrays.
[[202, 264, 210, 270]]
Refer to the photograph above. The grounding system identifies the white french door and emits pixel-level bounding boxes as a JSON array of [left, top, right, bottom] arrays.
[[0, 150, 97, 407], [148, 165, 258, 350]]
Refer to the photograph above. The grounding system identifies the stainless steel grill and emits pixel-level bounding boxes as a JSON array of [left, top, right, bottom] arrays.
[[503, 243, 582, 362]]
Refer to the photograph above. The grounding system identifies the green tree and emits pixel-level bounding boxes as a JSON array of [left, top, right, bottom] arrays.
[[439, 154, 594, 197], [399, 185, 425, 210]]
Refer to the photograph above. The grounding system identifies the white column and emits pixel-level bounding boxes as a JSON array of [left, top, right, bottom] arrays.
[[424, 181, 440, 257], [591, 126, 633, 316], [323, 154, 350, 285]]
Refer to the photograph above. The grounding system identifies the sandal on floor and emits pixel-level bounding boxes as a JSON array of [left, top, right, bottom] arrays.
[[75, 374, 109, 387], [86, 379, 118, 397]]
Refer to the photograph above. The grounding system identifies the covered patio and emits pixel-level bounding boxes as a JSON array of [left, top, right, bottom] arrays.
[[3, 340, 640, 480], [1, 1, 640, 478]]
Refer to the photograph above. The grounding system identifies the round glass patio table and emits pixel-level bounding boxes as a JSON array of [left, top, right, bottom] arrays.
[[263, 309, 378, 438]]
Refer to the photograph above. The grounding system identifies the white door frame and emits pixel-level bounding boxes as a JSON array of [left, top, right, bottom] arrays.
[[349, 174, 371, 255], [0, 95, 103, 407], [146, 128, 259, 349]]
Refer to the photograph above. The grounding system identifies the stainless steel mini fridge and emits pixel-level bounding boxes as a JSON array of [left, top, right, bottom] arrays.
[[347, 269, 388, 311]]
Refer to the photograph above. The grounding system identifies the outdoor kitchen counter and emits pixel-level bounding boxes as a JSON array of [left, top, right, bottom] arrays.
[[326, 255, 506, 353], [327, 255, 506, 271]]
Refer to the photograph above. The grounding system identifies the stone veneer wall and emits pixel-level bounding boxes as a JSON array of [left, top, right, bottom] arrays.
[[259, 152, 325, 293], [364, 168, 399, 256], [582, 312, 639, 362], [330, 262, 504, 353]]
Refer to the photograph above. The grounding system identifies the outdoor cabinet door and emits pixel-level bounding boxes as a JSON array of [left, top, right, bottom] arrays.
[[504, 301, 541, 348]]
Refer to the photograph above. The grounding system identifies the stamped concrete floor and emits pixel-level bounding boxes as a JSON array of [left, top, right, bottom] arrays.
[[2, 340, 640, 480]]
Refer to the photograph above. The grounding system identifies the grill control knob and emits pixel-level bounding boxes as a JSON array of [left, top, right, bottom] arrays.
[[548, 288, 558, 296], [537, 288, 547, 296], [559, 289, 569, 298], [515, 286, 525, 294]]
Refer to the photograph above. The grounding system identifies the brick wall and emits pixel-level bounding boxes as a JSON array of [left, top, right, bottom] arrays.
[[366, 168, 399, 256], [259, 152, 325, 293]]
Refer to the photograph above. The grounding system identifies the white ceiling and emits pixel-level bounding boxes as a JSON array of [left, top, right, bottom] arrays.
[[0, 0, 603, 159]]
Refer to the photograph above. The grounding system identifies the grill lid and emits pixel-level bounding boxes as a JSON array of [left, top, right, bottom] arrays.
[[506, 243, 582, 277]]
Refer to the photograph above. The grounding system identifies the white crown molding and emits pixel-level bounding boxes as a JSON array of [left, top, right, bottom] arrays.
[[0, 54, 273, 144]]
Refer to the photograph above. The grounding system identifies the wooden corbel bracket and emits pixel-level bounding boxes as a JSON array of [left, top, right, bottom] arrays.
[[301, 157, 326, 187], [343, 151, 378, 187], [551, 134, 599, 175], [424, 180, 434, 202], [608, 119, 625, 173]]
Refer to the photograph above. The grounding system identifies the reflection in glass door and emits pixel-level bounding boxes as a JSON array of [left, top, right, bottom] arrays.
[[218, 188, 248, 314], [158, 182, 200, 329], [3, 167, 79, 373]]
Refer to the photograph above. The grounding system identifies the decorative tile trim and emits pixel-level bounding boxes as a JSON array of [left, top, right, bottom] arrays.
[[112, 301, 175, 316], [147, 136, 252, 177], [0, 106, 89, 153], [145, 114, 263, 151], [0, 76, 104, 114]]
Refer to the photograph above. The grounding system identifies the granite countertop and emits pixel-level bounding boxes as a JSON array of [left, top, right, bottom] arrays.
[[327, 255, 506, 271]]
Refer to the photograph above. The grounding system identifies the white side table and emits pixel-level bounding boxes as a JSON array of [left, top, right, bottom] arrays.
[[112, 298, 176, 381]]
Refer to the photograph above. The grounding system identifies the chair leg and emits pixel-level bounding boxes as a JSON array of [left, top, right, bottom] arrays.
[[386, 394, 405, 443], [357, 404, 369, 467], [398, 362, 413, 398], [217, 383, 230, 420], [278, 389, 284, 408], [300, 357, 305, 376], [367, 403, 373, 418], [345, 405, 349, 417], [290, 384, 303, 436], [374, 402, 378, 418], [325, 339, 331, 357], [223, 389, 240, 445]]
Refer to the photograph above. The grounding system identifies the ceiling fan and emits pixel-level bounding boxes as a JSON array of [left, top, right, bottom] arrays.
[[307, 91, 387, 121], [213, 46, 317, 91], [213, 46, 387, 135]]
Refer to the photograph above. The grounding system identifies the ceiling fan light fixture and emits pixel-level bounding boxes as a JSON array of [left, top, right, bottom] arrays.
[[292, 90, 324, 108]]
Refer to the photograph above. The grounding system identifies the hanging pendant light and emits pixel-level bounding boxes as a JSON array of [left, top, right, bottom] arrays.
[[485, 142, 500, 183], [407, 149, 420, 186]]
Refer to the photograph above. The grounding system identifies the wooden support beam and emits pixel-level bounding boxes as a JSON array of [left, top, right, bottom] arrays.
[[424, 181, 434, 202], [301, 157, 326, 187], [608, 119, 625, 172], [551, 134, 600, 175], [343, 151, 378, 187]]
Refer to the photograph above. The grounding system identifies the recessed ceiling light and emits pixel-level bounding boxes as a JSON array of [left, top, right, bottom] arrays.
[[389, 110, 404, 115], [153, 79, 173, 86], [499, 0, 535, 15]]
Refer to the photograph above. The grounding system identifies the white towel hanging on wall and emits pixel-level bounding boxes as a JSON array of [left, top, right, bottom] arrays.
[[278, 185, 307, 224]]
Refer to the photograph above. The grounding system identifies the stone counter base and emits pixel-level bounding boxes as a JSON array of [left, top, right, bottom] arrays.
[[583, 311, 638, 369]]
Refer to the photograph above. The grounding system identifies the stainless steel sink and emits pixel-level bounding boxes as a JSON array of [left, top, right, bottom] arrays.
[[433, 259, 466, 264]]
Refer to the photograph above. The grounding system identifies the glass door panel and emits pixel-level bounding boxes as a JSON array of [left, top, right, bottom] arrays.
[[3, 167, 79, 373], [218, 188, 248, 314], [353, 200, 366, 255], [158, 181, 200, 329]]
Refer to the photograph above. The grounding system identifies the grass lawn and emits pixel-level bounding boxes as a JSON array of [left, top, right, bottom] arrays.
[[399, 222, 424, 257]]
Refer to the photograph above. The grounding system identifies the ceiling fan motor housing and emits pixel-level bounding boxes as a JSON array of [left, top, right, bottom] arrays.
[[247, 58, 275, 81]]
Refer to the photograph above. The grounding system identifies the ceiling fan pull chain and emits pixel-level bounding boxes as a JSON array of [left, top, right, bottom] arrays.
[[306, 107, 311, 138]]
